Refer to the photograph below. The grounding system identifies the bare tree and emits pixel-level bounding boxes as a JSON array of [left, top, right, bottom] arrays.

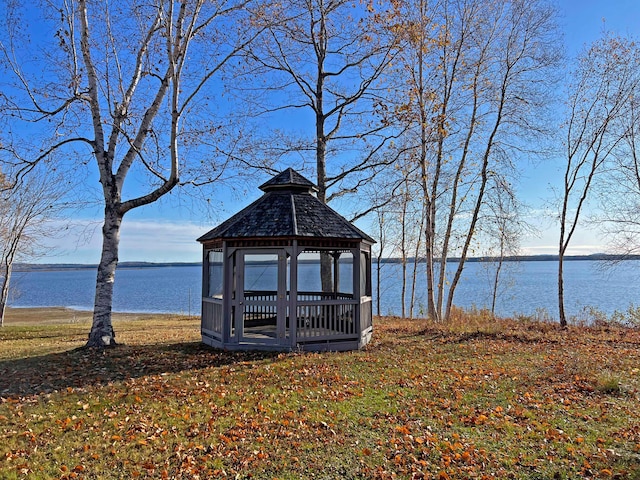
[[238, 0, 401, 204], [557, 35, 640, 327], [595, 84, 640, 259], [366, 172, 407, 316], [386, 0, 439, 319], [0, 170, 66, 326], [0, 0, 264, 346], [390, 166, 423, 318], [235, 0, 402, 292], [373, 208, 387, 316], [480, 176, 529, 316], [388, 0, 561, 321]]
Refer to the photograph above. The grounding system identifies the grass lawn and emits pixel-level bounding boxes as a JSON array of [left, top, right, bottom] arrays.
[[1, 310, 639, 479]]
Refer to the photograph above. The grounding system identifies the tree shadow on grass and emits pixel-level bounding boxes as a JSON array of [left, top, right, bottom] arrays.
[[0, 342, 281, 398]]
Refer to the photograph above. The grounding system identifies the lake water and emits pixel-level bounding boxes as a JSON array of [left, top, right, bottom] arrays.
[[7, 260, 640, 320], [376, 260, 640, 319]]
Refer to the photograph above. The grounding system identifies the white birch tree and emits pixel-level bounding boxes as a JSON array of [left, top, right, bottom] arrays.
[[558, 35, 640, 327], [0, 0, 264, 346]]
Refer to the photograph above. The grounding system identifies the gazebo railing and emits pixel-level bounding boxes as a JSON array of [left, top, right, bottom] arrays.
[[296, 291, 357, 341], [360, 296, 372, 331], [242, 290, 352, 303], [243, 290, 280, 302], [203, 291, 368, 345], [297, 291, 353, 302], [296, 301, 357, 340], [242, 290, 282, 328], [202, 297, 223, 338], [240, 290, 358, 341]]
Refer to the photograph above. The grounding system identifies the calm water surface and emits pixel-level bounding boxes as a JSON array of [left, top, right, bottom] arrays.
[[377, 260, 640, 319], [8, 260, 640, 319]]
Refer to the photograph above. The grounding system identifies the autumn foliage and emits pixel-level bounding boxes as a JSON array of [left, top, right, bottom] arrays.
[[1, 313, 639, 478]]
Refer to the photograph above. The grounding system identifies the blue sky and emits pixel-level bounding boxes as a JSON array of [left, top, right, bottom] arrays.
[[514, 0, 640, 256], [39, 0, 640, 264]]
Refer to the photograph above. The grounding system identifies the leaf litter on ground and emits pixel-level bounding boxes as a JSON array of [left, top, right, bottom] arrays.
[[1, 312, 639, 479]]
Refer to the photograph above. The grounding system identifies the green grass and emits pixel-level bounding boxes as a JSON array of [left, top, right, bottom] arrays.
[[1, 313, 639, 479]]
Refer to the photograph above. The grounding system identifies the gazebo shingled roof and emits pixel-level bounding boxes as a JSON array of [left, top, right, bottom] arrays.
[[197, 168, 374, 242]]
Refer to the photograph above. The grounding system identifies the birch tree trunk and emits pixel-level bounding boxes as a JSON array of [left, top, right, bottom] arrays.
[[87, 205, 123, 346], [490, 252, 503, 317], [400, 186, 408, 319], [558, 242, 567, 327], [0, 263, 11, 327], [0, 0, 262, 345], [375, 210, 386, 316], [0, 221, 21, 328]]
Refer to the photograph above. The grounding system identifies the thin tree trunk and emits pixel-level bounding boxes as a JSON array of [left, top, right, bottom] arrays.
[[437, 44, 483, 321], [0, 233, 21, 328], [558, 248, 567, 327], [401, 259, 407, 318], [87, 206, 123, 347], [376, 255, 382, 315], [375, 211, 384, 316], [558, 192, 569, 327], [444, 47, 507, 320], [433, 19, 460, 320], [490, 247, 504, 317], [0, 263, 11, 327], [444, 150, 491, 321], [400, 193, 407, 318], [424, 222, 438, 320], [420, 108, 438, 321], [558, 151, 601, 328], [409, 209, 424, 319]]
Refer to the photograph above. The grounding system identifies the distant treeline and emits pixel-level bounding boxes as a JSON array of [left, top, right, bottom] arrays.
[[379, 254, 640, 264], [13, 254, 640, 272]]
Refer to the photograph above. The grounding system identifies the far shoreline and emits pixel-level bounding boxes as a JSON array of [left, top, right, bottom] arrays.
[[3, 307, 185, 325], [12, 253, 640, 272]]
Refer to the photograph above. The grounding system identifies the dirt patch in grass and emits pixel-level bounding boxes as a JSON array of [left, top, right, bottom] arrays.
[[4, 307, 169, 325]]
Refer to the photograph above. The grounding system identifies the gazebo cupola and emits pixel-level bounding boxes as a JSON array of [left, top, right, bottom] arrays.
[[197, 168, 374, 351]]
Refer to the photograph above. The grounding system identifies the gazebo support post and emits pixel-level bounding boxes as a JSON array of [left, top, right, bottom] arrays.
[[353, 246, 362, 344], [291, 240, 299, 347], [222, 242, 232, 344], [333, 251, 341, 297]]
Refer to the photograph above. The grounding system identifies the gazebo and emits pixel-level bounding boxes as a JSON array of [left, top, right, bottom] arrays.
[[197, 168, 374, 351]]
